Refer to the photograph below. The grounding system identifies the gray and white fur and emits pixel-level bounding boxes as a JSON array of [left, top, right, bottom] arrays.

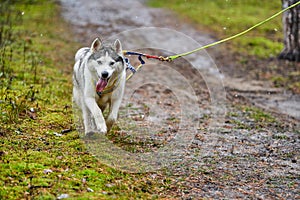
[[73, 38, 126, 135]]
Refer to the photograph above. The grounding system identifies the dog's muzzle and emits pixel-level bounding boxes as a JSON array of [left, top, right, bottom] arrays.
[[101, 71, 109, 79]]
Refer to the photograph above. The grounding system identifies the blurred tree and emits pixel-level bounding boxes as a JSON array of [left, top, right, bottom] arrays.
[[278, 0, 300, 61]]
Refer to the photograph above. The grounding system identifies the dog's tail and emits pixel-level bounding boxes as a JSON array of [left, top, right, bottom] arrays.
[[75, 47, 90, 62]]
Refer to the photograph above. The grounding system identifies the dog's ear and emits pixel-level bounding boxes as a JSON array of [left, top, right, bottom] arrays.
[[90, 38, 102, 53], [114, 39, 123, 55]]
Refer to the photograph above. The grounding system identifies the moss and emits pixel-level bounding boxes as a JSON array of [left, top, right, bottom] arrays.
[[227, 105, 278, 130]]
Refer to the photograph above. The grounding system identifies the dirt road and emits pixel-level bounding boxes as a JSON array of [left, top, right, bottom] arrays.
[[60, 0, 299, 198]]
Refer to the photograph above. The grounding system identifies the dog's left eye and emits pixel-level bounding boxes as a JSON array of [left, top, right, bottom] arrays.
[[97, 60, 102, 65], [109, 61, 115, 66]]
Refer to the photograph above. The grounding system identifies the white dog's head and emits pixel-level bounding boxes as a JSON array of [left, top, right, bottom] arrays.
[[87, 38, 125, 94]]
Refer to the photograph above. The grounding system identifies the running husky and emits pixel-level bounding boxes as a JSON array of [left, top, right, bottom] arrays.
[[73, 38, 126, 135]]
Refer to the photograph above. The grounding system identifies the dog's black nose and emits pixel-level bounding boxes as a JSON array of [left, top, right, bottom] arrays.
[[101, 71, 109, 79]]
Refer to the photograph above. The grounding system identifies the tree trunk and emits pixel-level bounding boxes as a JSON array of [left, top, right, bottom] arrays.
[[278, 0, 300, 62]]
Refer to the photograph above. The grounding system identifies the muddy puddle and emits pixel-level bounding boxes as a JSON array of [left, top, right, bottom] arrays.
[[60, 0, 299, 198]]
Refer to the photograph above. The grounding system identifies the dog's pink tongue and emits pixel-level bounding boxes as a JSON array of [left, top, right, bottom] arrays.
[[96, 78, 108, 93]]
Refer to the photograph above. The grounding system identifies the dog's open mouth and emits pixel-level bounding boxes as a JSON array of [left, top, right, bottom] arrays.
[[96, 77, 109, 94]]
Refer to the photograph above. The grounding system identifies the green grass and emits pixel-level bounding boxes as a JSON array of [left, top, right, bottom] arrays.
[[227, 105, 278, 130], [0, 1, 163, 199], [148, 0, 283, 58]]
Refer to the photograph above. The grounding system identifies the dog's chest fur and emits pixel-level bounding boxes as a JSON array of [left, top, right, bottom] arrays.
[[96, 93, 111, 110]]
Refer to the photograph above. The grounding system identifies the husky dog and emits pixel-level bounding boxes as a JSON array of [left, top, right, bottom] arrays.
[[73, 38, 126, 135]]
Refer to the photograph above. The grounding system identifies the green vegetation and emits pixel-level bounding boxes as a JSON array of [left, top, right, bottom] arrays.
[[271, 70, 300, 93], [148, 0, 283, 58], [0, 1, 162, 199], [227, 105, 278, 130]]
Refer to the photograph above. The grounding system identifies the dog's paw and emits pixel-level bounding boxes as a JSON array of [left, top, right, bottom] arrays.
[[84, 131, 104, 141], [106, 118, 116, 132], [85, 131, 97, 137], [96, 125, 107, 134]]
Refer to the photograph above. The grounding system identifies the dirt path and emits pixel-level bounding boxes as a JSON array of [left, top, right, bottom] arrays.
[[60, 0, 299, 199]]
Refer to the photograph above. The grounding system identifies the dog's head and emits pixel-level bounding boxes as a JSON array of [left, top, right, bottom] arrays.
[[87, 38, 125, 94]]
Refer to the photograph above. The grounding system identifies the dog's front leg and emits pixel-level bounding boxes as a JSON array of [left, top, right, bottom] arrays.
[[84, 97, 107, 134]]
